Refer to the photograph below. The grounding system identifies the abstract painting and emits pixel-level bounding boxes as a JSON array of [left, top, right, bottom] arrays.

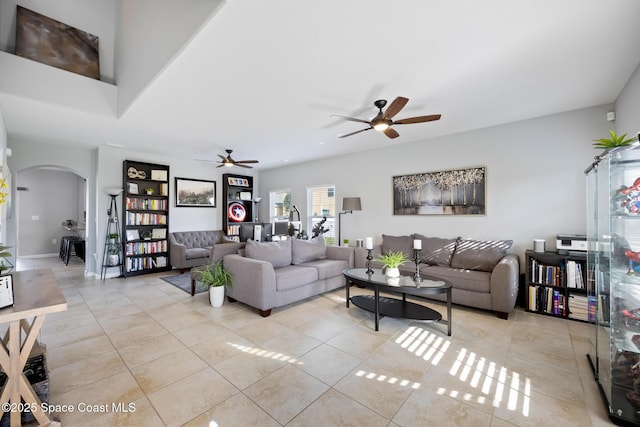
[[15, 6, 100, 79], [393, 166, 486, 215]]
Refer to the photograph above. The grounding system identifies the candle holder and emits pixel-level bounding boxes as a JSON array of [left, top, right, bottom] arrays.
[[366, 249, 374, 274], [413, 248, 422, 285]]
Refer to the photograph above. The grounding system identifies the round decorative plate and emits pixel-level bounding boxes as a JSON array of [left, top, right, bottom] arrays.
[[137, 170, 147, 179], [228, 202, 246, 222], [127, 167, 138, 178]]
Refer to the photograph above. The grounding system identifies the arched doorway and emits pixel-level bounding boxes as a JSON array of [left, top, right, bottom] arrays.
[[15, 166, 87, 269]]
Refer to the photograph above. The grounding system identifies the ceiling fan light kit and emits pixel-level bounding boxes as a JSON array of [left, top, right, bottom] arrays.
[[216, 149, 259, 169], [333, 96, 441, 139]]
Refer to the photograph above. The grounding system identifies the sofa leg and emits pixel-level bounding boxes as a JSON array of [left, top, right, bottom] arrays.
[[259, 309, 272, 317], [227, 296, 237, 303], [179, 268, 186, 274], [495, 311, 509, 320]]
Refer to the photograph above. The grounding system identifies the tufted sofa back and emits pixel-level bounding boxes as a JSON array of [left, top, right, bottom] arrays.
[[170, 230, 224, 249]]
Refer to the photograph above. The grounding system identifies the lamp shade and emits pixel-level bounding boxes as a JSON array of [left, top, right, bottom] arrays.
[[342, 197, 362, 211]]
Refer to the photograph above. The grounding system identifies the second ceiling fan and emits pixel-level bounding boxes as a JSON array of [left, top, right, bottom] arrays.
[[332, 96, 441, 139]]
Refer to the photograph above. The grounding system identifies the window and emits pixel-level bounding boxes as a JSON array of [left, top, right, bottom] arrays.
[[269, 189, 291, 222], [307, 185, 335, 245]]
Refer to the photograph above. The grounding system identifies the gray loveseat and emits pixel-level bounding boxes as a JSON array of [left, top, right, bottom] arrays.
[[169, 230, 231, 272], [355, 234, 519, 319], [223, 237, 354, 317]]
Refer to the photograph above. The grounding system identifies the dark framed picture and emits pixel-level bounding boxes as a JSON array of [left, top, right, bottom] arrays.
[[393, 166, 486, 215], [175, 178, 216, 207]]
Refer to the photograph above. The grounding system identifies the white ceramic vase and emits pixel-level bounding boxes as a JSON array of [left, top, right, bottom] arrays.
[[384, 267, 400, 278], [209, 286, 224, 307]]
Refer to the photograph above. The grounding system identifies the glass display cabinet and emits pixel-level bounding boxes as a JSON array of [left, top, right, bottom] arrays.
[[586, 139, 640, 426]]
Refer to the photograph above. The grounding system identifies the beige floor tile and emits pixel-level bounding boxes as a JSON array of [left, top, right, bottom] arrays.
[[244, 364, 329, 424], [49, 350, 128, 395], [260, 329, 322, 358], [182, 392, 280, 427], [234, 318, 290, 343], [393, 385, 493, 427], [289, 388, 389, 427], [334, 361, 418, 419], [53, 370, 145, 426], [156, 309, 210, 332], [117, 332, 185, 368], [98, 311, 158, 334], [89, 396, 164, 427], [46, 335, 116, 370], [147, 367, 237, 427], [213, 344, 290, 390], [130, 347, 208, 394], [294, 315, 356, 342], [91, 302, 144, 323], [106, 320, 169, 348], [173, 319, 230, 346], [41, 323, 105, 349], [326, 324, 389, 359], [190, 331, 255, 366], [295, 343, 362, 386]]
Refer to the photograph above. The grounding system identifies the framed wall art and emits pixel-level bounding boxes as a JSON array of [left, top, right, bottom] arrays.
[[393, 166, 486, 215], [175, 178, 216, 207]]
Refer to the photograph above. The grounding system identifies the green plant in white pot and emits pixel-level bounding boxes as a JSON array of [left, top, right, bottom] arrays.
[[374, 250, 409, 278], [593, 130, 638, 150], [197, 261, 233, 307]]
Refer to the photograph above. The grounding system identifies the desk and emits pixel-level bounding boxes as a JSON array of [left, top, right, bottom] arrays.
[[0, 269, 67, 426]]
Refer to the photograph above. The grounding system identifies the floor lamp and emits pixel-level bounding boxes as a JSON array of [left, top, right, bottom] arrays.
[[338, 197, 361, 246]]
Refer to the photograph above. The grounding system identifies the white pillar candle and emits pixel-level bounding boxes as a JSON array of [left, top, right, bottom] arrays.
[[365, 237, 373, 250], [413, 239, 422, 250]]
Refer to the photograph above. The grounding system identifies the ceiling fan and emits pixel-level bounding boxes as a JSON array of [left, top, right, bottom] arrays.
[[197, 149, 259, 168], [332, 96, 441, 139]]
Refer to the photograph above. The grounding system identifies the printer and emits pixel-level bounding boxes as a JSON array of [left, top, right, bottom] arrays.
[[556, 234, 587, 254]]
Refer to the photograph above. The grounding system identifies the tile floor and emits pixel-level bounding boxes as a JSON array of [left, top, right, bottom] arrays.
[[14, 256, 617, 426]]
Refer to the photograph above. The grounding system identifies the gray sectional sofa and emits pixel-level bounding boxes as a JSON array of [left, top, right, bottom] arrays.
[[355, 234, 519, 319], [169, 230, 231, 272], [223, 237, 354, 317]]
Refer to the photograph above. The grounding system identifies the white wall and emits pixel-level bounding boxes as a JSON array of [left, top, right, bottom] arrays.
[[17, 168, 83, 256], [615, 62, 640, 138], [259, 105, 614, 269], [115, 0, 226, 114]]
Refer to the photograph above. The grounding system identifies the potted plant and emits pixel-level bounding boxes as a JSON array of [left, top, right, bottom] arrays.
[[593, 130, 638, 150], [0, 245, 13, 275], [107, 245, 120, 266], [197, 261, 234, 307], [374, 250, 409, 278], [108, 233, 119, 244]]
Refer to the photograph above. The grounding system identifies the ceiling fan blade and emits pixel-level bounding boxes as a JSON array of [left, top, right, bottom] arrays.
[[383, 127, 400, 139], [384, 97, 409, 119], [217, 154, 227, 160], [331, 115, 372, 125], [394, 114, 442, 125], [235, 163, 253, 169], [235, 160, 259, 164], [339, 127, 372, 138]]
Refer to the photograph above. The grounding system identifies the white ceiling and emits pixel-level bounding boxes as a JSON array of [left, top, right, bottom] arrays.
[[2, 0, 640, 170]]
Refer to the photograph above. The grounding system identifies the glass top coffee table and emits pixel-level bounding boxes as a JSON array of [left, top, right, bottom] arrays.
[[343, 268, 452, 335]]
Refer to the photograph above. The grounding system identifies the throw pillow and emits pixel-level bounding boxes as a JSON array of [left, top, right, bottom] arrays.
[[450, 239, 513, 272], [291, 237, 327, 264], [381, 234, 414, 258], [414, 234, 459, 266], [245, 239, 292, 268]]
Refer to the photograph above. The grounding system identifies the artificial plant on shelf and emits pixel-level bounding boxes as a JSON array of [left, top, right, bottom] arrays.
[[593, 130, 638, 150]]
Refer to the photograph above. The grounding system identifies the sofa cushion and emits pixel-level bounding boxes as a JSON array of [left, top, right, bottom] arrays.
[[382, 234, 414, 258], [422, 265, 491, 293], [185, 247, 211, 259], [414, 235, 458, 266], [245, 239, 292, 268], [275, 265, 319, 291], [291, 237, 327, 264], [450, 239, 513, 272], [172, 231, 223, 249], [301, 259, 348, 280]]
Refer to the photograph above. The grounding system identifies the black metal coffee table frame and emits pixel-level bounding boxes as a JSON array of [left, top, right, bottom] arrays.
[[344, 268, 452, 335]]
